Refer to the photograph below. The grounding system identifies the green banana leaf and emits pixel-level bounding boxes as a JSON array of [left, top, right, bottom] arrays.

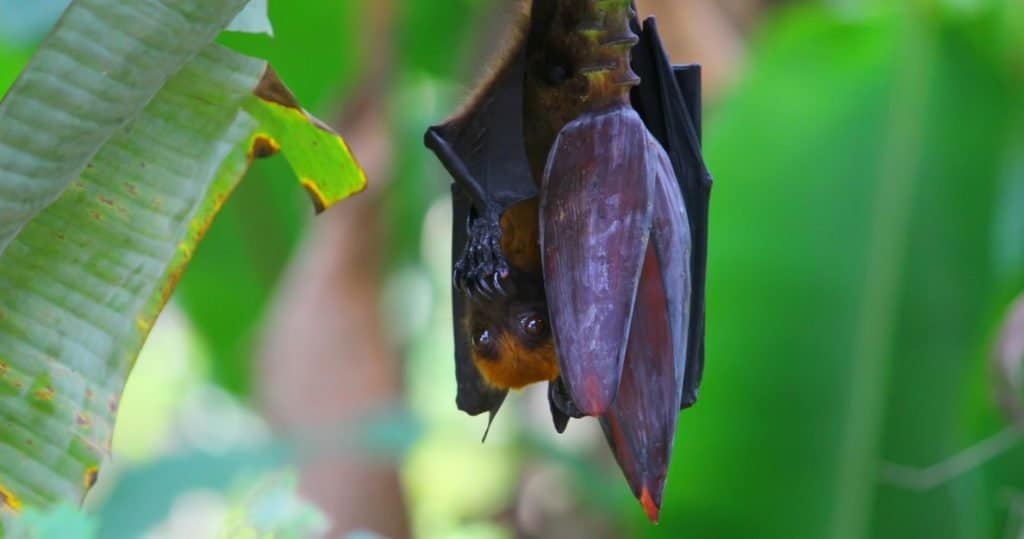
[[0, 0, 365, 526]]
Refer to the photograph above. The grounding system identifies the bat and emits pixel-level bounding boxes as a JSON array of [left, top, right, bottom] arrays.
[[426, 23, 550, 437], [424, 0, 712, 521]]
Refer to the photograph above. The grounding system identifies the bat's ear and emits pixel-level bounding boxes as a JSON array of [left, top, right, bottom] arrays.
[[480, 395, 508, 443], [550, 412, 569, 434], [547, 378, 582, 434], [540, 107, 655, 416], [548, 390, 570, 434]]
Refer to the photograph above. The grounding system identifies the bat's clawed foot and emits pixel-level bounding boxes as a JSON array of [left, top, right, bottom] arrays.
[[453, 212, 511, 299]]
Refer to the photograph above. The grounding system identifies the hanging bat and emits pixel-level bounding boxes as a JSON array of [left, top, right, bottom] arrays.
[[424, 0, 712, 521], [427, 22, 550, 435]]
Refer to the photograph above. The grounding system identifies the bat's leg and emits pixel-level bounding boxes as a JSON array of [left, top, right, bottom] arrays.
[[426, 127, 514, 298], [453, 206, 510, 298]]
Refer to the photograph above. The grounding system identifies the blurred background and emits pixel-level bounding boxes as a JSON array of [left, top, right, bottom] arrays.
[[3, 0, 1024, 537]]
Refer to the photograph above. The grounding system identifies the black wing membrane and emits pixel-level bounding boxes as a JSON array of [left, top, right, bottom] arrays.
[[672, 65, 701, 143], [630, 17, 712, 409], [425, 47, 537, 212], [425, 45, 535, 418], [450, 186, 508, 418]]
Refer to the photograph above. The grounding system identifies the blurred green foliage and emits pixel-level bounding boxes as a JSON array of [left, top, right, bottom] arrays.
[[3, 0, 1024, 537], [179, 0, 497, 395], [5, 504, 97, 539], [640, 3, 1024, 539]]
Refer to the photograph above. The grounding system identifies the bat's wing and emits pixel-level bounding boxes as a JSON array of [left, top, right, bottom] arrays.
[[451, 186, 508, 419], [631, 17, 712, 409], [425, 47, 537, 212], [674, 64, 702, 142], [425, 46, 535, 418]]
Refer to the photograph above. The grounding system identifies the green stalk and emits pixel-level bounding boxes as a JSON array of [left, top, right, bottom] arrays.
[[575, 0, 640, 110]]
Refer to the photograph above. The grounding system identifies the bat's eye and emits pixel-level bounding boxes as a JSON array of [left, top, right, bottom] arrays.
[[473, 328, 493, 349], [520, 313, 548, 339]]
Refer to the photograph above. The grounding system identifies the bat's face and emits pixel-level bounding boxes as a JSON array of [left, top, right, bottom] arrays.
[[464, 272, 559, 390]]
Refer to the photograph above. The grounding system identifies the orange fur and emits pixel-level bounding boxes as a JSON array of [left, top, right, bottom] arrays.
[[500, 198, 541, 272], [473, 335, 559, 390]]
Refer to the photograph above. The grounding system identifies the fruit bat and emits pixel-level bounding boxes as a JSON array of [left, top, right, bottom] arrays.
[[424, 0, 712, 522]]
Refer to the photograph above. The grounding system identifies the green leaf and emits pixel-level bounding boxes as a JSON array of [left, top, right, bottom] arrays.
[[182, 0, 367, 397], [0, 0, 252, 254], [226, 0, 273, 37], [0, 0, 365, 520], [245, 68, 366, 212]]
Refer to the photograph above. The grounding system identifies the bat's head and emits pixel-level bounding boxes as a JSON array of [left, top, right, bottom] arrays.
[[464, 268, 559, 390]]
